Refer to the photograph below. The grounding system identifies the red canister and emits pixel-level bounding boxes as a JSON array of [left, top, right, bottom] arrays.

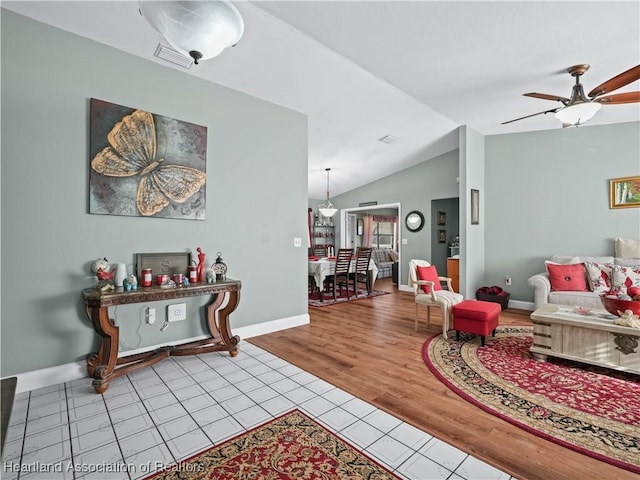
[[188, 266, 198, 283], [141, 268, 152, 287], [156, 274, 169, 286]]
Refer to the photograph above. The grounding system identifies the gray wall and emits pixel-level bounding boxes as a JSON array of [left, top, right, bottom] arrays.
[[326, 121, 639, 304], [459, 126, 486, 298], [331, 150, 461, 285], [1, 11, 309, 377], [484, 121, 640, 302]]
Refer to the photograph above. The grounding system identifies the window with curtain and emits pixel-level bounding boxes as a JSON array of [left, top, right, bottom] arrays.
[[371, 215, 397, 249]]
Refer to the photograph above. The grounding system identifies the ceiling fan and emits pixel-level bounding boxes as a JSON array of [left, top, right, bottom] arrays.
[[503, 64, 640, 127]]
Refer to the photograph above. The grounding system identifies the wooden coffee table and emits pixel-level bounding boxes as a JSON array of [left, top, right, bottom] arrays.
[[530, 303, 640, 375]]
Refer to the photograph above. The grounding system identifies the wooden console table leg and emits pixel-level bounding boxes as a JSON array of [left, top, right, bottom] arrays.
[[206, 290, 241, 356], [86, 306, 119, 394]]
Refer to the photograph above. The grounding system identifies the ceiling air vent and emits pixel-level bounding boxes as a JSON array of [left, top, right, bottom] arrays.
[[154, 44, 194, 69], [378, 135, 398, 144]]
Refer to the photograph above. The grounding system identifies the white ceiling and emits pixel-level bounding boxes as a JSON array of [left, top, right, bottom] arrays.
[[3, 1, 639, 198]]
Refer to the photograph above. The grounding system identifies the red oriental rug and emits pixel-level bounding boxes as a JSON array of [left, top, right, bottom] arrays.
[[308, 288, 389, 307], [146, 409, 399, 479], [422, 326, 640, 473]]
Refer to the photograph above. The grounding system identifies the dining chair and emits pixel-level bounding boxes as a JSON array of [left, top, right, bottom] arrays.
[[407, 259, 464, 338], [324, 248, 353, 300], [313, 247, 328, 257], [351, 247, 373, 295]]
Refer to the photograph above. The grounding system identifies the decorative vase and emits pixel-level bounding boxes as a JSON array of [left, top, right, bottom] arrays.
[[115, 263, 127, 289]]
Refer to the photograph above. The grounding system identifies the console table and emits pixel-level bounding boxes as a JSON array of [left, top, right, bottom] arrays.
[[83, 279, 241, 393], [530, 303, 640, 375]]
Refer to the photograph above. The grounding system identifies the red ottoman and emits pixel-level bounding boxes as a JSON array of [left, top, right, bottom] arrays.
[[452, 300, 501, 346]]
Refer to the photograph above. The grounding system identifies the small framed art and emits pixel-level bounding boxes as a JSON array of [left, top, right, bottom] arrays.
[[610, 176, 640, 209], [437, 211, 446, 226], [438, 230, 446, 243]]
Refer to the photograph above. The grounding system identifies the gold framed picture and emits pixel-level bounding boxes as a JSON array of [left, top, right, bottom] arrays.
[[610, 176, 640, 209]]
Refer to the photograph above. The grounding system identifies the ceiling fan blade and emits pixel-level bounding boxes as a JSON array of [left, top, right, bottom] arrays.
[[501, 108, 559, 125], [588, 65, 640, 98], [524, 92, 570, 103], [594, 91, 640, 104]]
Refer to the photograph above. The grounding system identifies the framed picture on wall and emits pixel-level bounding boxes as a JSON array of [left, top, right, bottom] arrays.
[[471, 189, 480, 225], [437, 211, 446, 225], [357, 219, 364, 236], [610, 176, 640, 209], [438, 230, 446, 243]]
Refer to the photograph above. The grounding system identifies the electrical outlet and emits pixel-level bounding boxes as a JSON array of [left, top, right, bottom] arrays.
[[505, 276, 512, 286], [168, 303, 186, 322], [146, 307, 156, 324], [293, 237, 302, 247]]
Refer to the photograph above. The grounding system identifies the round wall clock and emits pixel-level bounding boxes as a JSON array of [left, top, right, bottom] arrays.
[[405, 210, 425, 232]]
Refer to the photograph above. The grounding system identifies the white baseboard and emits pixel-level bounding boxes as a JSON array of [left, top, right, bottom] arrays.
[[508, 300, 534, 311], [7, 314, 309, 394]]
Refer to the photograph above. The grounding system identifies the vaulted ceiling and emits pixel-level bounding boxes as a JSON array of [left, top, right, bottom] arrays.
[[3, 1, 639, 198]]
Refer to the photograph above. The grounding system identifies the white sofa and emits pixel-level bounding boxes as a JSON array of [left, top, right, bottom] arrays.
[[528, 239, 640, 309], [528, 256, 614, 309]]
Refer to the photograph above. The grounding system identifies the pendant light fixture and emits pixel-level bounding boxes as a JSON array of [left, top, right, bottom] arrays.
[[139, 0, 244, 65], [318, 168, 337, 218]]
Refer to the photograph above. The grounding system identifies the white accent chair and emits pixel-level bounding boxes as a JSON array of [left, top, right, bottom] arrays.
[[408, 259, 464, 338]]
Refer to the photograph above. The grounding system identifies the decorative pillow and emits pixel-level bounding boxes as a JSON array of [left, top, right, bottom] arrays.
[[615, 237, 640, 259], [545, 262, 588, 292], [416, 265, 442, 294], [583, 262, 613, 293], [611, 264, 640, 295], [388, 250, 399, 262]]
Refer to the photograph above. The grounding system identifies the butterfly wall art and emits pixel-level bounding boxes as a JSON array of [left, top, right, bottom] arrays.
[[89, 98, 207, 219]]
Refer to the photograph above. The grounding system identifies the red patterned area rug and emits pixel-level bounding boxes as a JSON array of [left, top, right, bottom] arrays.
[[147, 409, 399, 479], [422, 326, 640, 473], [308, 289, 388, 307]]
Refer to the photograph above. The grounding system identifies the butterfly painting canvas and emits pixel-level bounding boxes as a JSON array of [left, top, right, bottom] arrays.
[[89, 99, 207, 219]]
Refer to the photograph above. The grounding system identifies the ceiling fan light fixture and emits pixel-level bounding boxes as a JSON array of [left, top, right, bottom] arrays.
[[139, 0, 244, 64], [554, 102, 601, 126], [318, 168, 337, 217]]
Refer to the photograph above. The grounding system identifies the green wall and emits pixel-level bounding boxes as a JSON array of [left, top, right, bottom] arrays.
[[327, 122, 639, 304], [484, 121, 640, 302], [331, 149, 461, 285], [1, 11, 309, 377]]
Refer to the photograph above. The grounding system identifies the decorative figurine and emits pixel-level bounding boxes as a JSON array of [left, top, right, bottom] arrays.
[[196, 247, 206, 282], [212, 252, 228, 281], [91, 257, 115, 291], [126, 274, 138, 291], [206, 270, 215, 283]]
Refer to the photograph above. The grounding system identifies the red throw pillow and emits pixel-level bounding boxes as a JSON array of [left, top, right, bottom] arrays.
[[546, 263, 588, 292], [416, 265, 442, 293]]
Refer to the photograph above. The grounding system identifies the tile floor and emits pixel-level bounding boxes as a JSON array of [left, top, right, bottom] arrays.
[[2, 342, 514, 480]]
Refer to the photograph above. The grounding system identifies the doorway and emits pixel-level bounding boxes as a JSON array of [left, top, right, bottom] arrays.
[[430, 197, 459, 276], [339, 202, 401, 285]]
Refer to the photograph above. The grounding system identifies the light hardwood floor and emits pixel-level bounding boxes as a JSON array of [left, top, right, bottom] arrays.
[[249, 278, 636, 480]]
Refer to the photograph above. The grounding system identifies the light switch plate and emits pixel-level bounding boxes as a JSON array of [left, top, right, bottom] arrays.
[[168, 303, 186, 322]]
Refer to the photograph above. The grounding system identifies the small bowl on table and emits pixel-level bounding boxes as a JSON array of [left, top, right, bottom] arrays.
[[600, 294, 640, 317]]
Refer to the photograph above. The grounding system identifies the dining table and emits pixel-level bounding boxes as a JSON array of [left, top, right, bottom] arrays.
[[308, 256, 378, 299]]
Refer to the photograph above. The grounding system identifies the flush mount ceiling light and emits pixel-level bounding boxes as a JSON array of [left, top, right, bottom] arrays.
[[318, 168, 337, 218], [139, 0, 244, 65]]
